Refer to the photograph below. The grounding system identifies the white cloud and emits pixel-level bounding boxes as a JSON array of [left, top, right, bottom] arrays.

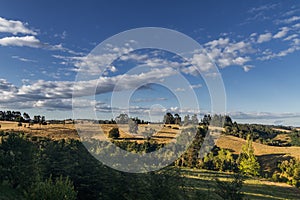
[[0, 35, 41, 48], [131, 97, 167, 103], [0, 17, 37, 35], [258, 45, 300, 60], [12, 55, 37, 63], [174, 88, 185, 92], [257, 32, 272, 43], [230, 111, 300, 120], [293, 23, 300, 28], [283, 34, 298, 41], [189, 53, 215, 72], [277, 16, 300, 24], [242, 65, 254, 72], [273, 27, 289, 39], [205, 38, 230, 49], [190, 84, 202, 89], [248, 3, 278, 13], [0, 66, 177, 106]]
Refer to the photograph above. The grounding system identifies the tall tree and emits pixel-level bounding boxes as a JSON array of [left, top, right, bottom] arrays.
[[115, 113, 129, 124], [238, 135, 260, 176], [163, 113, 174, 124], [174, 113, 181, 125]]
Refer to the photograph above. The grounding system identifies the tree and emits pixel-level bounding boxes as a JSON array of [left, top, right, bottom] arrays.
[[238, 135, 260, 176], [115, 113, 129, 124], [174, 113, 181, 125], [23, 112, 31, 122], [214, 148, 234, 171], [201, 114, 211, 126], [34, 115, 41, 123], [0, 133, 40, 190], [108, 128, 120, 139], [163, 113, 174, 124], [27, 175, 77, 200]]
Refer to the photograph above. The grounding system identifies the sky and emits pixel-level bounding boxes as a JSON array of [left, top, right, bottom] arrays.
[[0, 0, 300, 126]]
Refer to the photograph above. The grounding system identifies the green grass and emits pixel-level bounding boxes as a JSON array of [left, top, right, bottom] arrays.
[[181, 168, 300, 200]]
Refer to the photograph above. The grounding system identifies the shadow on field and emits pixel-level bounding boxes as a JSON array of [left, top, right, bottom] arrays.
[[257, 154, 293, 175]]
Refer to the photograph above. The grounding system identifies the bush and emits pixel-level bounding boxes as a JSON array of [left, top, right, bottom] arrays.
[[108, 128, 120, 139], [27, 175, 77, 200]]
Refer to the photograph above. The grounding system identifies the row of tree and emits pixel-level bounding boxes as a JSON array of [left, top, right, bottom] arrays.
[[0, 110, 46, 124]]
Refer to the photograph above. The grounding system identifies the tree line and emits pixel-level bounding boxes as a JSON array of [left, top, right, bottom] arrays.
[[0, 110, 46, 124]]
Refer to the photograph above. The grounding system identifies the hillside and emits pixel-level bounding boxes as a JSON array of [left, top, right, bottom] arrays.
[[216, 135, 300, 159]]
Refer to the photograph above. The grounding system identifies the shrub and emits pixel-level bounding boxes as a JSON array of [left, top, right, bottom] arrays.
[[27, 175, 77, 200], [108, 128, 120, 139]]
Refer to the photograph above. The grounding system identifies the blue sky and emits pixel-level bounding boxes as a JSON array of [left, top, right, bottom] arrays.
[[0, 0, 300, 126]]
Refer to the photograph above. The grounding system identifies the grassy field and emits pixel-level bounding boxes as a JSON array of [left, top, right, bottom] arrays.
[[182, 168, 300, 200], [0, 121, 182, 143], [216, 135, 300, 159]]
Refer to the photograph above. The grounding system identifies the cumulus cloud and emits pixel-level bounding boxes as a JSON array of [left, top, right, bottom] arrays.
[[0, 17, 37, 35], [273, 27, 289, 39], [0, 35, 41, 48], [257, 32, 273, 43], [0, 66, 177, 109], [203, 38, 252, 69]]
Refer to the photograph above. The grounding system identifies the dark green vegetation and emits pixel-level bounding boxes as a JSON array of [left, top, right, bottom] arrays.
[[108, 127, 120, 139]]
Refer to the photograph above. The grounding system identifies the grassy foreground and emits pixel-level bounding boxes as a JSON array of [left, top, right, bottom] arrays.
[[2, 168, 300, 200], [181, 168, 300, 200]]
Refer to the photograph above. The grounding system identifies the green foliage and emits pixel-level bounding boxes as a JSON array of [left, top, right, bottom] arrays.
[[175, 127, 206, 168], [0, 133, 40, 190], [214, 149, 235, 172], [201, 148, 235, 172], [163, 112, 175, 124], [108, 128, 120, 139], [27, 175, 77, 200], [290, 132, 300, 146], [275, 159, 300, 187], [215, 173, 244, 200], [238, 135, 260, 176]]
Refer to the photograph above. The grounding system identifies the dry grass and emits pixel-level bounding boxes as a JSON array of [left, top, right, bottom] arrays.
[[272, 128, 292, 133], [216, 135, 300, 159], [0, 121, 181, 143]]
